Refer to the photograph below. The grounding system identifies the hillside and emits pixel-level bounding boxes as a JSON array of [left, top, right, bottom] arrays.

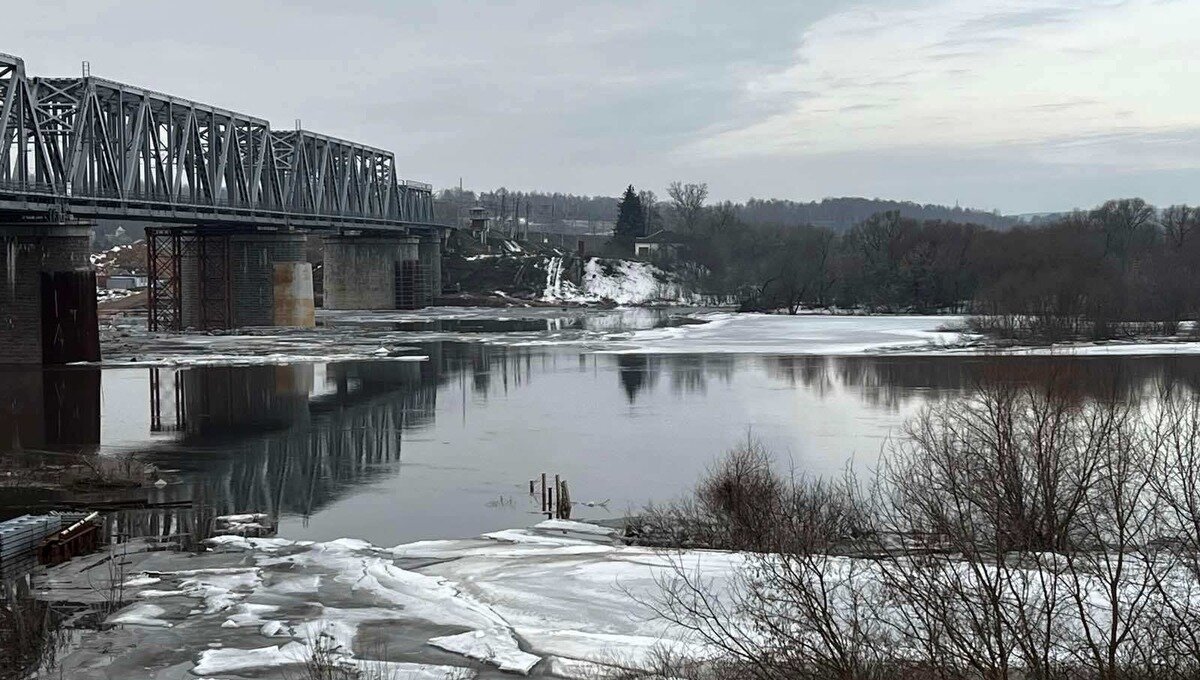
[[735, 197, 1014, 230]]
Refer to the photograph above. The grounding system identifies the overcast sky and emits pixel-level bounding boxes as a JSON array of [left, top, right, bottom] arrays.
[[5, 0, 1196, 214]]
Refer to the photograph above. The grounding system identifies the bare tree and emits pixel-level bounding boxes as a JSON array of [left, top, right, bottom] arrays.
[[1161, 205, 1199, 251], [667, 182, 709, 235], [638, 375, 1200, 680]]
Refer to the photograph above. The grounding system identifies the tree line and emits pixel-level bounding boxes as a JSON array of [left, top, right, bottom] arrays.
[[434, 185, 1013, 234], [683, 197, 1200, 340], [734, 195, 1013, 230]]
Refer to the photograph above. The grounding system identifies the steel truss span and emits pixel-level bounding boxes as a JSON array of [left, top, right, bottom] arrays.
[[0, 52, 436, 231]]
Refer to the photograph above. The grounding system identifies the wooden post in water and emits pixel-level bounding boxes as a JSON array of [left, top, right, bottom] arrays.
[[559, 480, 571, 520], [554, 475, 561, 519], [529, 480, 535, 495], [540, 473, 547, 514]]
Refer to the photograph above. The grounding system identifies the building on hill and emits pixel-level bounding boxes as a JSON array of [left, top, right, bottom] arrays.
[[634, 230, 685, 260]]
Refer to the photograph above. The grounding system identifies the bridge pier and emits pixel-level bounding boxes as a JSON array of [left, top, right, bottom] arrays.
[[0, 223, 100, 364], [151, 229, 314, 331], [418, 234, 443, 304], [322, 235, 422, 310], [229, 234, 314, 328]]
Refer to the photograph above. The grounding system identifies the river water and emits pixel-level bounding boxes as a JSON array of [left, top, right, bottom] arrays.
[[4, 310, 1200, 546]]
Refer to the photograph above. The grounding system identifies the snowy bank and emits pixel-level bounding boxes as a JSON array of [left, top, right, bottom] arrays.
[[543, 257, 692, 305]]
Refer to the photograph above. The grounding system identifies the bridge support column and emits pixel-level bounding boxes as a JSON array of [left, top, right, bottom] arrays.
[[229, 234, 314, 328], [417, 234, 442, 305], [157, 230, 313, 331], [322, 235, 419, 310], [0, 224, 99, 364]]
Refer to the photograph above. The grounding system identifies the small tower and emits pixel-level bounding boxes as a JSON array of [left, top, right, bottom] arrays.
[[468, 205, 491, 231]]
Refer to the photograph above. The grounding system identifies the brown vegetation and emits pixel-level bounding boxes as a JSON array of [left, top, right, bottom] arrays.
[[0, 453, 150, 492]]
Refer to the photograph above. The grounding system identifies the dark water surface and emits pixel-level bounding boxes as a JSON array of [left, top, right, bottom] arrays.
[[5, 345, 1200, 546]]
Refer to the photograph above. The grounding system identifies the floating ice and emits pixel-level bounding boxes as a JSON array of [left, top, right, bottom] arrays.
[[428, 628, 541, 674], [109, 603, 173, 628]]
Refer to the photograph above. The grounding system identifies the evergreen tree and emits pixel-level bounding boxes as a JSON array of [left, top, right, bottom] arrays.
[[613, 184, 647, 251]]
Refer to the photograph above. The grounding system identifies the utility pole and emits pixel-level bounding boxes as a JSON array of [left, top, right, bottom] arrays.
[[500, 191, 507, 238]]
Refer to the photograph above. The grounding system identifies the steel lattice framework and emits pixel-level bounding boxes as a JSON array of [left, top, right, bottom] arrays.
[[0, 52, 436, 231]]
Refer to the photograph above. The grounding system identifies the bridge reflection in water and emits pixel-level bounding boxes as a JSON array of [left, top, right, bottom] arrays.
[[0, 367, 100, 454], [143, 353, 442, 520]]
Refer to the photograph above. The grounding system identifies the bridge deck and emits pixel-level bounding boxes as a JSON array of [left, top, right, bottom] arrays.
[[0, 186, 442, 232]]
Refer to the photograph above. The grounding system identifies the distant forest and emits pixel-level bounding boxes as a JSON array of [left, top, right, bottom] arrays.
[[734, 197, 1012, 230], [433, 188, 1013, 232], [689, 198, 1200, 342]]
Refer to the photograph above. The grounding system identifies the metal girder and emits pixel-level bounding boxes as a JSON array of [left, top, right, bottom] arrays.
[[272, 129, 434, 224], [0, 53, 439, 232]]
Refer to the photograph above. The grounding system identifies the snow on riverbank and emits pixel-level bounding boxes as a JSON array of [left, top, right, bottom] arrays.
[[46, 518, 1200, 678], [543, 257, 691, 305]]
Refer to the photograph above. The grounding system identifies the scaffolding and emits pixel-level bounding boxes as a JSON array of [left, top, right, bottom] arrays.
[[146, 228, 232, 331]]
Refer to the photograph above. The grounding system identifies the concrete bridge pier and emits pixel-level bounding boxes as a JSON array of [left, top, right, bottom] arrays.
[[0, 223, 99, 364], [322, 235, 420, 310], [229, 233, 313, 328], [155, 229, 314, 331]]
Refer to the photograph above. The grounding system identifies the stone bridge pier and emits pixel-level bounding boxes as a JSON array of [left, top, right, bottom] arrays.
[[0, 222, 100, 364], [323, 233, 440, 310]]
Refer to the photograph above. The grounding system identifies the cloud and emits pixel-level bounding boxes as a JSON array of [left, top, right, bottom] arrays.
[[686, 0, 1200, 171]]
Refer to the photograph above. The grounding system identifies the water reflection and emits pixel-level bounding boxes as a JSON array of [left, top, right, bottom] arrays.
[[7, 348, 1200, 545], [144, 359, 437, 519], [616, 354, 657, 403], [0, 368, 100, 453], [766, 355, 1200, 409], [320, 307, 704, 336]]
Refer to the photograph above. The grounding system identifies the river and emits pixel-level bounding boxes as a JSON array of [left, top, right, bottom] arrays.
[[4, 309, 1200, 546]]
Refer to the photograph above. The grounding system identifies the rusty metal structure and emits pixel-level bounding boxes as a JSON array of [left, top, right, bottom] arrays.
[[0, 52, 436, 231], [38, 512, 101, 567], [145, 227, 235, 331]]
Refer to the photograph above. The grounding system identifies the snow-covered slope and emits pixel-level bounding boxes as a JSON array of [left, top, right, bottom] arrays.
[[542, 257, 690, 305]]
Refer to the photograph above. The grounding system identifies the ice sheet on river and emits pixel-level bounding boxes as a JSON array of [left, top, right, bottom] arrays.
[[608, 312, 967, 354], [41, 522, 737, 678], [98, 307, 1200, 367], [608, 313, 1200, 356]]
